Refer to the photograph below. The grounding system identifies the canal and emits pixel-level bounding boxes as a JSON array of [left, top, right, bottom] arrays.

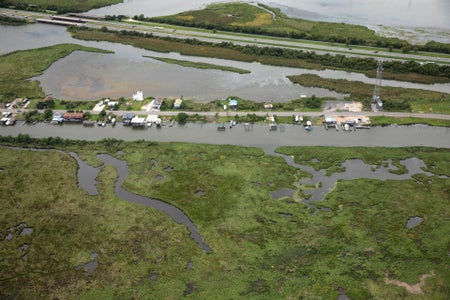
[[1, 122, 449, 148]]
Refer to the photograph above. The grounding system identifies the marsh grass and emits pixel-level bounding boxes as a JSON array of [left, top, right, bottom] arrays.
[[0, 142, 449, 299], [145, 55, 251, 74]]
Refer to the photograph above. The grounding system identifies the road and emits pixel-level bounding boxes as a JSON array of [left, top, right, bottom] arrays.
[[3, 108, 450, 121], [1, 8, 449, 64]]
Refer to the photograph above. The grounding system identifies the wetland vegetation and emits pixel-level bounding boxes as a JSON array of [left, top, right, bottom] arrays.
[[144, 56, 251, 74], [0, 139, 449, 299]]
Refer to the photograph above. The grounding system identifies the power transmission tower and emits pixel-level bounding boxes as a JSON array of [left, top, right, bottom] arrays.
[[372, 59, 383, 112]]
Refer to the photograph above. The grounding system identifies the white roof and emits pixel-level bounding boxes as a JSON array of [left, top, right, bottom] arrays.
[[146, 115, 159, 122], [131, 117, 145, 123], [132, 91, 144, 101]]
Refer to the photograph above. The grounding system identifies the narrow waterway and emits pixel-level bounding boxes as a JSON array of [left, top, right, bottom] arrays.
[[67, 151, 212, 253], [268, 150, 447, 203], [2, 122, 449, 148]]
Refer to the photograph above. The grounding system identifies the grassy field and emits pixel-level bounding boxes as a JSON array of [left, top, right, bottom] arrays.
[[0, 44, 112, 103], [288, 74, 450, 114], [4, 0, 122, 12], [0, 140, 449, 299]]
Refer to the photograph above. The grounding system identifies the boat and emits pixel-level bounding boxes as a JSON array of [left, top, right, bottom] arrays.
[[269, 123, 277, 131], [355, 124, 371, 129], [304, 120, 312, 131], [217, 124, 226, 131], [83, 120, 95, 127]]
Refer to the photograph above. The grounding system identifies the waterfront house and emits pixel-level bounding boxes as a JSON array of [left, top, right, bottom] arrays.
[[324, 116, 337, 128], [174, 98, 183, 109], [228, 99, 238, 109], [133, 90, 144, 101], [63, 112, 84, 122], [146, 114, 161, 126], [51, 114, 64, 124], [130, 116, 146, 127], [122, 113, 135, 126]]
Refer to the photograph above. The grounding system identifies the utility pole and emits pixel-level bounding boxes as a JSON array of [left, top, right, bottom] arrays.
[[372, 59, 383, 112]]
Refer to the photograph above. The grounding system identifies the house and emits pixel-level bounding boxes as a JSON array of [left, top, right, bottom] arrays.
[[228, 99, 238, 109], [104, 99, 119, 109], [62, 112, 84, 122], [324, 116, 337, 127], [122, 113, 135, 126], [133, 91, 144, 101], [51, 114, 64, 124], [146, 114, 161, 125], [130, 116, 146, 127], [173, 98, 183, 109]]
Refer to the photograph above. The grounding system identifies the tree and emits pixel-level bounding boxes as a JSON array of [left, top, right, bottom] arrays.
[[305, 95, 321, 109], [177, 112, 188, 125], [43, 108, 53, 121]]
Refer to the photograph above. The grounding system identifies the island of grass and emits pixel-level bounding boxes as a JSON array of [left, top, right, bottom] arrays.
[[0, 137, 449, 299], [145, 55, 251, 74]]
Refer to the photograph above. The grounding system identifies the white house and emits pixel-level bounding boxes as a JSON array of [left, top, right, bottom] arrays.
[[133, 91, 144, 101]]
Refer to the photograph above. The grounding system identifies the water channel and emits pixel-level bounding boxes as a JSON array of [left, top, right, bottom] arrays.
[[1, 122, 449, 148]]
